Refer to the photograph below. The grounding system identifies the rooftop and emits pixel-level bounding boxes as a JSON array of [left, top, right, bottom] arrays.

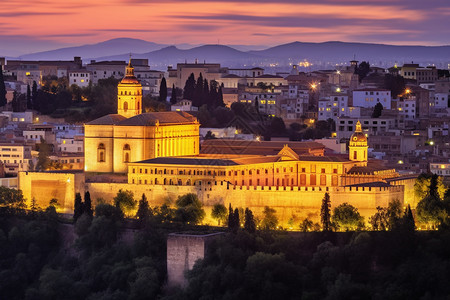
[[117, 111, 198, 126], [86, 114, 127, 126]]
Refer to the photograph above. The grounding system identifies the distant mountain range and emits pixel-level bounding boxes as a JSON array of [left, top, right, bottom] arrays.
[[11, 38, 450, 69], [18, 38, 167, 61]]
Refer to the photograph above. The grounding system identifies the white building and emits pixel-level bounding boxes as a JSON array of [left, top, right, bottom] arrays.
[[86, 61, 126, 84], [353, 88, 391, 109], [171, 100, 198, 112], [16, 69, 42, 86], [240, 87, 282, 117], [69, 70, 91, 87], [0, 144, 33, 175], [430, 163, 450, 177], [56, 136, 83, 153], [397, 98, 416, 120], [337, 117, 395, 139], [0, 111, 34, 123], [227, 67, 264, 78], [434, 93, 449, 108], [318, 94, 349, 121], [281, 84, 309, 120]]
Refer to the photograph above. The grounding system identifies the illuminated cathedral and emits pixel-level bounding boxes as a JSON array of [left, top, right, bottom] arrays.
[[20, 61, 417, 226], [84, 60, 200, 173]]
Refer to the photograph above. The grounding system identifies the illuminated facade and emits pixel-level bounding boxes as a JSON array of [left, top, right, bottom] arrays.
[[117, 61, 142, 118], [84, 60, 200, 173], [348, 121, 368, 162], [21, 62, 417, 225]]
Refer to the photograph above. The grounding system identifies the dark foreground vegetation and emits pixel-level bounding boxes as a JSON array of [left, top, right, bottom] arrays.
[[2, 205, 450, 300], [1, 172, 450, 299]]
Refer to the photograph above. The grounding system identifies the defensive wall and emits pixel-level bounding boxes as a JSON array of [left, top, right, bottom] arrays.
[[19, 171, 85, 213], [18, 171, 411, 226], [86, 182, 406, 226]]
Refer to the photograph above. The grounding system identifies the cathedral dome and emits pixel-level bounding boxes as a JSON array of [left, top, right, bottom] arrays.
[[350, 131, 367, 143], [349, 121, 367, 144], [119, 59, 140, 85]]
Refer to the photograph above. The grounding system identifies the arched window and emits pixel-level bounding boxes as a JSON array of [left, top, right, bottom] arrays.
[[97, 143, 105, 162], [123, 101, 128, 112], [123, 144, 130, 163], [137, 101, 140, 110]]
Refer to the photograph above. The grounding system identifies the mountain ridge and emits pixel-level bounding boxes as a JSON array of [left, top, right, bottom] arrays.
[[7, 38, 450, 68]]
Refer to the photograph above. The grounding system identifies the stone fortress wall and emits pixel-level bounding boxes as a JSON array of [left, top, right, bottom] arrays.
[[19, 171, 413, 226]]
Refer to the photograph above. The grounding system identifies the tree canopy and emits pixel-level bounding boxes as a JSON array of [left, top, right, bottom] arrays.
[[174, 193, 205, 224], [332, 203, 364, 231]]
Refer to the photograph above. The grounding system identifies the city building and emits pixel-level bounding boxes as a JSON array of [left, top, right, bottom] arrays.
[[352, 88, 391, 109], [20, 66, 418, 226], [0, 144, 32, 175], [69, 70, 91, 87], [84, 60, 200, 173], [416, 66, 438, 84], [86, 60, 127, 84]]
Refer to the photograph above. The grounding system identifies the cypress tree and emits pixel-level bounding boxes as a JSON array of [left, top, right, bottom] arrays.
[[183, 73, 196, 101], [209, 80, 218, 109], [159, 77, 167, 102], [233, 208, 240, 229], [216, 85, 224, 108], [320, 192, 332, 231], [228, 203, 234, 229], [203, 78, 209, 107], [136, 193, 150, 221], [11, 91, 18, 112], [193, 73, 204, 107], [74, 192, 83, 221], [404, 204, 415, 231], [26, 85, 32, 109], [254, 96, 260, 114], [170, 84, 177, 105], [244, 208, 256, 233], [0, 64, 6, 107], [32, 81, 38, 103], [84, 191, 93, 217]]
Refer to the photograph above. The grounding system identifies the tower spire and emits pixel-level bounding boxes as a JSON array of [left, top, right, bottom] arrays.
[[355, 120, 362, 132]]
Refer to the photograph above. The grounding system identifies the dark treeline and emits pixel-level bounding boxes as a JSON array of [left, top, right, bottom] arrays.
[[183, 72, 225, 109], [0, 190, 207, 299], [2, 177, 450, 299], [170, 228, 450, 300]]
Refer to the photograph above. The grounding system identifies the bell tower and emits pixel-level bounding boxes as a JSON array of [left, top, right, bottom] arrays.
[[348, 121, 368, 163], [117, 59, 142, 118]]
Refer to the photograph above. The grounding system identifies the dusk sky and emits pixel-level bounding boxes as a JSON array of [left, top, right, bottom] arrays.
[[1, 0, 450, 56]]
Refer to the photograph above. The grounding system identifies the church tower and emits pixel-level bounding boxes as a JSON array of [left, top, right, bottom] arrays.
[[117, 59, 142, 118], [349, 121, 368, 163]]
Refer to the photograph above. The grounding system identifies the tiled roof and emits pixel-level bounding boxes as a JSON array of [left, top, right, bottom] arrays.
[[298, 156, 350, 162], [256, 74, 283, 79], [222, 74, 242, 78], [201, 140, 325, 156], [86, 114, 127, 125], [346, 161, 391, 174], [133, 157, 238, 166], [117, 111, 197, 126]]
